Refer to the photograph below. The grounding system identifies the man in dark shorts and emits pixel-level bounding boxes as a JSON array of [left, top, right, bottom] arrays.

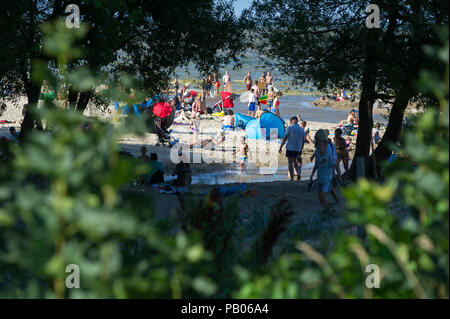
[[279, 116, 305, 181]]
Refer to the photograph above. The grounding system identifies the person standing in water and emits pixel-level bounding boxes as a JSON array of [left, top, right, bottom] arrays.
[[243, 72, 252, 91], [223, 71, 231, 90], [251, 80, 261, 108], [234, 136, 252, 173], [267, 86, 274, 112], [173, 77, 179, 94], [213, 73, 220, 96], [258, 72, 267, 95], [266, 72, 274, 89]]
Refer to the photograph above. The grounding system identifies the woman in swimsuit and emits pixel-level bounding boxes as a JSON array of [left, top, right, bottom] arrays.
[[333, 128, 349, 176]]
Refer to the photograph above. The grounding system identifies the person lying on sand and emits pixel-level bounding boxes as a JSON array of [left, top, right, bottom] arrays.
[[233, 136, 252, 173], [189, 131, 225, 149]]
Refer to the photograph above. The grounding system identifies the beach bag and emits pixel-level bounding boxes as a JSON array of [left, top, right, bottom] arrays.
[[206, 107, 213, 114]]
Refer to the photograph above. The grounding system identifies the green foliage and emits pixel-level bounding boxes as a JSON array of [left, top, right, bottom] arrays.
[[232, 34, 449, 299]]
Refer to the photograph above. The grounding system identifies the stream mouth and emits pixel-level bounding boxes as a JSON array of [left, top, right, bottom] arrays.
[[165, 163, 316, 185], [165, 160, 352, 185]]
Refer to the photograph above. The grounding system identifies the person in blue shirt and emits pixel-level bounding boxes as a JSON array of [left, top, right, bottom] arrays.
[[309, 139, 340, 207]]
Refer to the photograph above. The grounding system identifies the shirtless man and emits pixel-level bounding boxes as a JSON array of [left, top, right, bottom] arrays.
[[258, 72, 266, 95], [266, 72, 274, 88], [243, 72, 252, 91], [234, 136, 252, 172], [347, 110, 359, 127], [223, 71, 231, 89]]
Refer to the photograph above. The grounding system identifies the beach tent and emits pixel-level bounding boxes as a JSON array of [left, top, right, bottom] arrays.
[[235, 113, 254, 128], [220, 92, 234, 108], [245, 112, 286, 140]]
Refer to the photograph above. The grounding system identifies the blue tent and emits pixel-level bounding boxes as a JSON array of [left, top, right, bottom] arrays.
[[235, 113, 254, 128], [245, 112, 286, 140]]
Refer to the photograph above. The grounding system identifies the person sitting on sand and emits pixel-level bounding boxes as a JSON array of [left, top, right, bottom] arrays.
[[300, 121, 313, 145], [346, 137, 353, 152], [139, 152, 165, 186], [243, 72, 252, 91], [9, 127, 20, 142], [334, 128, 349, 176], [272, 91, 282, 116], [222, 110, 235, 131], [279, 116, 305, 181], [371, 122, 382, 149], [234, 136, 252, 173], [190, 96, 204, 118], [347, 110, 359, 128], [309, 138, 340, 208], [172, 161, 191, 187], [138, 146, 151, 162], [255, 104, 264, 118]]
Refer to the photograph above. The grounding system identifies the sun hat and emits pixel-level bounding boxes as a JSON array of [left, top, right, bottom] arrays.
[[314, 129, 329, 142]]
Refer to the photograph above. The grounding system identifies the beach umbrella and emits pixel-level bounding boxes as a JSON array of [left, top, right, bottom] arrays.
[[153, 102, 172, 118]]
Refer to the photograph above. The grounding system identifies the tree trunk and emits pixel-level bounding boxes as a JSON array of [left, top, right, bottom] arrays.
[[367, 86, 416, 178], [19, 81, 42, 142], [76, 90, 93, 113], [348, 31, 379, 181], [67, 87, 79, 111]]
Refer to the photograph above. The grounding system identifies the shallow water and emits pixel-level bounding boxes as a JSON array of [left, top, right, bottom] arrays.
[[232, 95, 385, 124], [167, 161, 349, 185]]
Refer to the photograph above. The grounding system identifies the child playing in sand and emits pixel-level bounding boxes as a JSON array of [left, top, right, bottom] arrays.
[[234, 136, 252, 173], [309, 138, 340, 208], [333, 128, 349, 176]]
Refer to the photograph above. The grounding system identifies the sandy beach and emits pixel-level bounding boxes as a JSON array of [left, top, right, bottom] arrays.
[[0, 95, 384, 249]]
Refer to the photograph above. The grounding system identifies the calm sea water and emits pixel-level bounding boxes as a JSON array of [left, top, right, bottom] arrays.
[[227, 94, 384, 124]]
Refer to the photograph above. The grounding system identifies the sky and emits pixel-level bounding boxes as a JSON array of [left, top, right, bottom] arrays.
[[234, 0, 252, 16]]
